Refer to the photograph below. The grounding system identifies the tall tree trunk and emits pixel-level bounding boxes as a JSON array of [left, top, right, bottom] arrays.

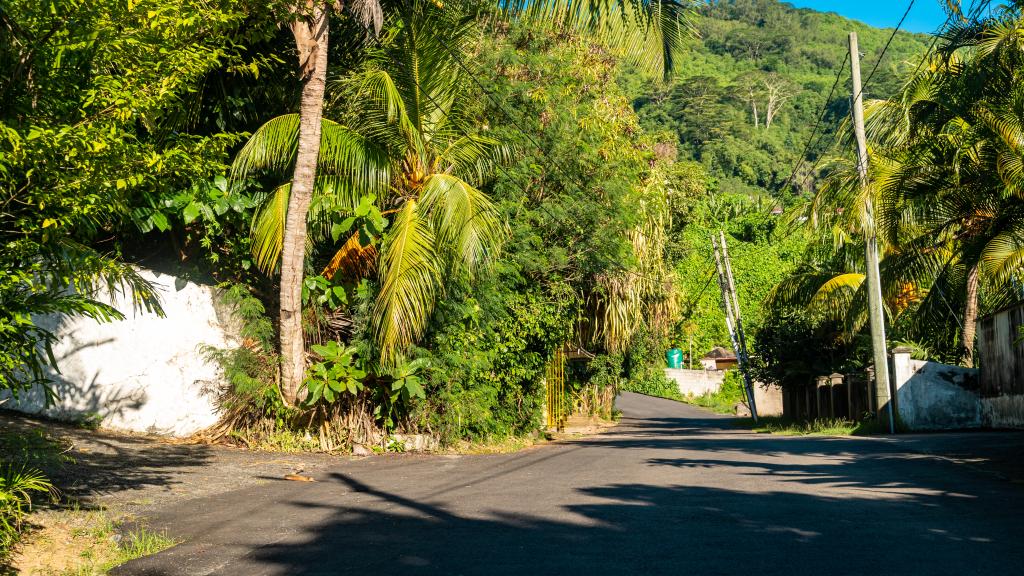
[[962, 261, 980, 368], [279, 5, 330, 405]]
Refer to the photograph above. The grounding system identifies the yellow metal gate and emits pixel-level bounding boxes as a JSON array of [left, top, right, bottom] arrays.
[[545, 347, 566, 431]]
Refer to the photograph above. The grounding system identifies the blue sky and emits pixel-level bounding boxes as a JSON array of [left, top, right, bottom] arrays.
[[786, 1, 949, 33]]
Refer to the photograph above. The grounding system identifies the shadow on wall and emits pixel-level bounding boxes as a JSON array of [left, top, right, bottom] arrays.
[[4, 267, 236, 436], [892, 351, 983, 430], [6, 327, 146, 424]]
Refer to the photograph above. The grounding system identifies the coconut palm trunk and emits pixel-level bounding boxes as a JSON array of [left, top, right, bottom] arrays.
[[280, 5, 330, 405], [962, 261, 980, 368]]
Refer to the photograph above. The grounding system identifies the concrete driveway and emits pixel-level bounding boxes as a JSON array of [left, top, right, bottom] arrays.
[[114, 392, 1024, 576]]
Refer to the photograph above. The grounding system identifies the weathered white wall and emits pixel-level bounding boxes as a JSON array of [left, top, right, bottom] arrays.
[[665, 369, 723, 397], [892, 353, 982, 430], [982, 395, 1024, 428], [753, 384, 784, 417], [3, 268, 236, 436]]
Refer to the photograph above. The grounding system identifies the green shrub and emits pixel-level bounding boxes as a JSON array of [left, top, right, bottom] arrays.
[[0, 465, 54, 557], [414, 285, 575, 445], [685, 369, 746, 414], [620, 370, 682, 400]]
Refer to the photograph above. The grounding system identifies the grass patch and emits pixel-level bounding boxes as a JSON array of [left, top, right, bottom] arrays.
[[11, 507, 176, 575], [683, 390, 742, 414], [735, 416, 901, 436], [109, 526, 177, 569], [452, 434, 544, 455]]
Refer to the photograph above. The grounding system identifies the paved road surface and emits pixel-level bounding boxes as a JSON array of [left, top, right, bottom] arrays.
[[115, 393, 1024, 575]]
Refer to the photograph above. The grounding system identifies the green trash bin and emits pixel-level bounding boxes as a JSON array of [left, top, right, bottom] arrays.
[[666, 348, 683, 369]]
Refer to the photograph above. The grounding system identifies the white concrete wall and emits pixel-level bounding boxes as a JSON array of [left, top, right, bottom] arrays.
[[3, 268, 236, 436], [753, 384, 784, 417], [892, 353, 982, 430], [665, 369, 723, 397], [982, 394, 1024, 428]]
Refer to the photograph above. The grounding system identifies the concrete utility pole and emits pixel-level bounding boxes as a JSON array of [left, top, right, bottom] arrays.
[[712, 234, 758, 422], [849, 32, 895, 434]]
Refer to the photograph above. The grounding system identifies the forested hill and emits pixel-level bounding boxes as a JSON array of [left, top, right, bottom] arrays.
[[625, 0, 931, 203]]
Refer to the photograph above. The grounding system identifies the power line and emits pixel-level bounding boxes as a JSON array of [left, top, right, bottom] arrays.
[[789, 2, 931, 195], [909, 0, 993, 80], [779, 52, 849, 196], [862, 0, 917, 92]]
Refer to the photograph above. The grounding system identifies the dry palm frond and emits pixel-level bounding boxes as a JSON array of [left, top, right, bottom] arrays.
[[322, 232, 378, 280]]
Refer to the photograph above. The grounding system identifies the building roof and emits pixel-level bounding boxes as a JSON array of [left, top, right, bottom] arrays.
[[702, 346, 737, 360]]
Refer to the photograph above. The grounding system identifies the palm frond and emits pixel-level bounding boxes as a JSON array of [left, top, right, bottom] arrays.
[[436, 134, 513, 184], [250, 183, 291, 275], [981, 227, 1024, 283], [418, 173, 503, 272], [38, 239, 163, 316], [322, 232, 378, 280], [372, 200, 440, 368], [808, 273, 864, 321], [501, 0, 696, 79], [231, 114, 301, 183]]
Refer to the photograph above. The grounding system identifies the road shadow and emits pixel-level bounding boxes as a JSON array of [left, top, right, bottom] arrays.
[[243, 471, 1022, 575], [113, 392, 1024, 575], [0, 411, 214, 506]]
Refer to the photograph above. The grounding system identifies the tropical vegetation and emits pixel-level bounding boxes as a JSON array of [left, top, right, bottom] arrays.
[[760, 1, 1024, 389], [2, 0, 1023, 559]]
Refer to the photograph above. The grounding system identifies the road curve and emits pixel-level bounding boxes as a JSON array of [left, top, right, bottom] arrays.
[[114, 392, 1024, 576]]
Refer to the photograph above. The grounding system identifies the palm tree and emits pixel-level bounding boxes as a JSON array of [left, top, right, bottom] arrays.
[[250, 0, 692, 404], [863, 7, 1024, 366], [235, 2, 508, 393], [781, 3, 1024, 366], [272, 1, 383, 406]]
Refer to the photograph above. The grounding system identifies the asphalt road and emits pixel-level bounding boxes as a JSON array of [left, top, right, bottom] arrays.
[[114, 393, 1024, 576]]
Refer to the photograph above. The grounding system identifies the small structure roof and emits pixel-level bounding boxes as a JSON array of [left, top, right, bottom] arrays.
[[702, 346, 736, 360]]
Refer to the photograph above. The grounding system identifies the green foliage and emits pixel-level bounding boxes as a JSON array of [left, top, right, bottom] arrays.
[[749, 309, 866, 389], [684, 369, 746, 414], [0, 466, 55, 557], [766, 2, 1024, 376], [304, 342, 367, 405], [302, 275, 349, 309], [375, 357, 429, 430], [414, 281, 575, 444], [206, 284, 282, 424], [386, 358, 427, 402], [2, 0, 974, 452], [619, 371, 681, 401], [0, 0, 274, 397], [630, 0, 930, 197]]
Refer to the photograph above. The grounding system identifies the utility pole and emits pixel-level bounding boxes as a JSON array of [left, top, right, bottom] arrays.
[[849, 31, 895, 434], [712, 234, 758, 422]]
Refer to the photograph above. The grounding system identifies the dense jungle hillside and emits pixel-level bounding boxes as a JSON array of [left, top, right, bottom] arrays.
[[626, 0, 931, 201]]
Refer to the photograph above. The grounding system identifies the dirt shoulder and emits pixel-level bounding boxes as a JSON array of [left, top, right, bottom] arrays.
[[1, 411, 348, 515], [2, 411, 343, 574]]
